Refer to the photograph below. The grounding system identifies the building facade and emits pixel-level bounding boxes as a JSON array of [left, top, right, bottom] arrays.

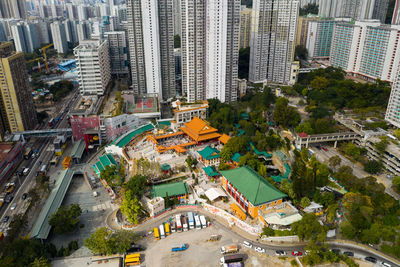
[[330, 20, 400, 83], [11, 22, 41, 53], [239, 6, 251, 49], [104, 31, 129, 76], [74, 39, 111, 96], [249, 0, 299, 84], [0, 0, 27, 19], [50, 21, 68, 54], [206, 0, 240, 103], [126, 0, 175, 100], [386, 68, 400, 128], [0, 42, 37, 139], [306, 19, 336, 60]]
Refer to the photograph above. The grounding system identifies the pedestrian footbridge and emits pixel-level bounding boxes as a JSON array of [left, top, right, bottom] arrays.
[[13, 128, 72, 138], [295, 132, 362, 148]]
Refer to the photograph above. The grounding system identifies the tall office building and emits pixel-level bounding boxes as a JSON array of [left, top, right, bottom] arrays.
[[105, 31, 129, 76], [330, 20, 400, 83], [74, 39, 111, 96], [50, 21, 68, 54], [239, 6, 251, 49], [249, 0, 299, 84], [126, 0, 175, 100], [181, 0, 205, 102], [206, 0, 240, 103], [0, 42, 37, 140]]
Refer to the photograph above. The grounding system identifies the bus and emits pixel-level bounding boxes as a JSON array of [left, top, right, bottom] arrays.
[[159, 224, 165, 239], [187, 212, 195, 229], [125, 253, 141, 266], [24, 148, 32, 160], [165, 222, 170, 236], [194, 215, 201, 229], [200, 215, 207, 228], [171, 222, 176, 233], [154, 227, 160, 240], [182, 216, 188, 231], [176, 214, 182, 232]]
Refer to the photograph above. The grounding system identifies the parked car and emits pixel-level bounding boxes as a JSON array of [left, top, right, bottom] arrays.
[[254, 247, 265, 253], [275, 250, 286, 256], [10, 203, 16, 210], [243, 241, 252, 249], [343, 251, 354, 257], [365, 256, 377, 263], [3, 216, 9, 223], [382, 262, 392, 267], [321, 146, 328, 151], [127, 244, 144, 253], [292, 251, 302, 256], [22, 193, 28, 200]]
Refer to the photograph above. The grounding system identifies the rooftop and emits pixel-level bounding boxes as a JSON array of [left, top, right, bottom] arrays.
[[219, 134, 231, 144], [111, 123, 154, 148], [203, 166, 220, 177], [231, 152, 241, 163], [220, 166, 287, 206], [150, 181, 189, 198], [180, 117, 221, 142], [70, 139, 85, 159], [198, 146, 220, 160]]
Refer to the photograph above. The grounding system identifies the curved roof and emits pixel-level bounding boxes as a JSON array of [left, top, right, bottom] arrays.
[[111, 124, 154, 148]]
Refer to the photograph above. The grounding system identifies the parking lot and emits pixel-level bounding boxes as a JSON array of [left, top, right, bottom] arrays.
[[136, 220, 293, 267]]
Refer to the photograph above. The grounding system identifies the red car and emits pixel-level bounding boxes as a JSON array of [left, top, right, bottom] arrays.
[[292, 251, 303, 256], [321, 147, 328, 151]]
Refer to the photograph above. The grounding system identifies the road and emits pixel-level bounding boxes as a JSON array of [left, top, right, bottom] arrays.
[[106, 207, 399, 266]]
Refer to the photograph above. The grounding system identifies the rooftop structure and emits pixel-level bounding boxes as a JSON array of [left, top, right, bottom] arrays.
[[92, 154, 117, 177], [150, 181, 189, 199], [219, 134, 231, 145], [171, 101, 208, 128], [203, 166, 220, 178], [180, 117, 221, 143], [198, 145, 221, 166]]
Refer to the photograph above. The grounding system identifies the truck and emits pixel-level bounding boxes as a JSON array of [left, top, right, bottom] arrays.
[[187, 212, 195, 229], [159, 224, 165, 239], [220, 254, 244, 264], [39, 164, 48, 175], [171, 244, 187, 252], [182, 216, 188, 231], [154, 227, 160, 240], [176, 214, 182, 232], [194, 215, 201, 229], [165, 222, 170, 236], [24, 148, 33, 160], [220, 245, 239, 254], [200, 215, 207, 229]]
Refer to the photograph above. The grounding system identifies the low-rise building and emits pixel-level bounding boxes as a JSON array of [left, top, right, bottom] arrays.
[[150, 181, 189, 204], [171, 101, 208, 130], [220, 166, 287, 219], [143, 196, 165, 217], [197, 146, 221, 166]]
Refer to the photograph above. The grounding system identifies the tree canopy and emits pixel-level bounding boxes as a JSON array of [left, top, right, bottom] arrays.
[[273, 97, 301, 128], [49, 204, 82, 235]]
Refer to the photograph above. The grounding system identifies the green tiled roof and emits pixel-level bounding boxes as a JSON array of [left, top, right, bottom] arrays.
[[220, 166, 287, 206], [275, 150, 289, 161], [250, 142, 272, 158], [93, 154, 117, 176], [203, 166, 219, 177], [158, 120, 171, 126], [112, 124, 154, 148], [198, 146, 220, 160], [231, 152, 241, 163], [240, 113, 249, 120], [161, 164, 171, 171], [151, 181, 188, 198]]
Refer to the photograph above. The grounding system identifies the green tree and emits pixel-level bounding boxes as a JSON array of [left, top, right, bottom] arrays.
[[313, 118, 334, 134], [49, 204, 82, 235], [218, 162, 230, 171], [343, 142, 361, 159], [120, 190, 145, 224], [124, 174, 147, 198], [273, 97, 301, 128], [299, 3, 318, 15], [310, 76, 328, 91], [395, 129, 400, 140], [174, 34, 181, 48], [30, 257, 51, 267], [300, 197, 311, 208], [374, 136, 389, 154], [292, 213, 326, 241], [261, 226, 275, 237], [295, 122, 313, 134], [328, 156, 341, 171], [363, 160, 383, 174], [295, 45, 308, 60], [84, 227, 114, 255], [392, 176, 400, 191]]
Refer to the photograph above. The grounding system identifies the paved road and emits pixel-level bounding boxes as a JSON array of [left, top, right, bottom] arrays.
[[106, 207, 400, 266]]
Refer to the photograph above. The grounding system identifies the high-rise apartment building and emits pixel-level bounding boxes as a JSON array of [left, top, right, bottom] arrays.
[[393, 0, 400, 25], [330, 20, 400, 83], [0, 0, 27, 19], [50, 21, 68, 54], [173, 0, 181, 35], [74, 39, 111, 96], [0, 42, 37, 140], [206, 0, 240, 103], [249, 0, 299, 84], [11, 22, 41, 53], [126, 0, 175, 100], [239, 6, 251, 49], [306, 19, 337, 60], [181, 0, 205, 102], [386, 69, 400, 128], [105, 31, 129, 76]]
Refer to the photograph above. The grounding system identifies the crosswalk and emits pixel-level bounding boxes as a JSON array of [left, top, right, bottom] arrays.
[[92, 200, 118, 212]]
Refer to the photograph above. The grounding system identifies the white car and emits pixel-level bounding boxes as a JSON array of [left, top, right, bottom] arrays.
[[254, 247, 265, 253], [10, 203, 16, 210], [243, 240, 252, 248]]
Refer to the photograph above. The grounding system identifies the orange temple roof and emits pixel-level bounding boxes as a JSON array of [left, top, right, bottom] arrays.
[[219, 134, 231, 144], [180, 117, 221, 142]]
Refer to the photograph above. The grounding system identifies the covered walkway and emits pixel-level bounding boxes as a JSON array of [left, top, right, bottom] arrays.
[[30, 167, 84, 239], [70, 140, 86, 164]]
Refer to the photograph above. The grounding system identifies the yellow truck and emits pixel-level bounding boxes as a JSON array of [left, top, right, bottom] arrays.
[[220, 244, 239, 254], [154, 227, 160, 240]]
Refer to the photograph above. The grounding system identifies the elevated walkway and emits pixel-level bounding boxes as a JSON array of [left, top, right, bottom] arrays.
[[70, 140, 86, 163], [30, 166, 84, 240], [13, 128, 72, 138], [295, 132, 361, 148]]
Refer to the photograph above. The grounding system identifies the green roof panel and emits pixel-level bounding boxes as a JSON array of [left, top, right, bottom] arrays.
[[151, 181, 188, 198]]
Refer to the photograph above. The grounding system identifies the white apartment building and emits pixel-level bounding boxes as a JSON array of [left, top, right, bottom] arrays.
[[330, 20, 400, 83], [249, 0, 299, 85], [239, 6, 252, 49], [386, 68, 400, 128], [50, 21, 68, 54], [11, 22, 40, 53], [105, 31, 129, 76], [126, 0, 175, 100], [205, 0, 240, 103], [74, 39, 111, 96]]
